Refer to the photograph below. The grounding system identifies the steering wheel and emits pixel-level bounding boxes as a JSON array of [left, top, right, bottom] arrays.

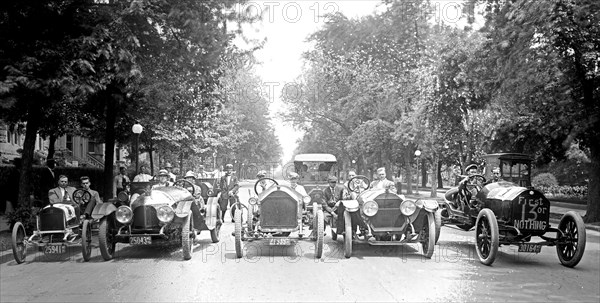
[[174, 179, 196, 196], [457, 174, 487, 202], [347, 175, 371, 194], [73, 189, 91, 205], [254, 177, 278, 195]]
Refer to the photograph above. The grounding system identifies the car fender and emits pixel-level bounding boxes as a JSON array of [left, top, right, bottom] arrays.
[[175, 200, 193, 218], [341, 199, 359, 212], [91, 202, 117, 220], [204, 197, 219, 229]]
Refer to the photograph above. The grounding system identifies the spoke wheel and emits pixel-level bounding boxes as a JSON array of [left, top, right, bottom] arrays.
[[211, 207, 222, 243], [556, 211, 586, 268], [81, 219, 93, 262], [421, 212, 436, 258], [98, 217, 116, 261], [315, 209, 324, 259], [182, 214, 193, 260], [343, 211, 352, 258], [11, 222, 27, 264], [234, 208, 243, 258], [475, 208, 499, 266]]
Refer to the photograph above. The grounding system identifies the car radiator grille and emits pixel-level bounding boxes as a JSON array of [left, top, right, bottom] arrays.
[[39, 208, 66, 231], [132, 206, 159, 230], [261, 192, 298, 229], [369, 196, 405, 229]]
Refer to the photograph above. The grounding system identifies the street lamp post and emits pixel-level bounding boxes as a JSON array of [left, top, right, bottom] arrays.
[[132, 123, 143, 175], [212, 151, 217, 170], [414, 149, 421, 194]]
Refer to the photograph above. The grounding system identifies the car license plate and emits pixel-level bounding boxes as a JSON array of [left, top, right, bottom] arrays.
[[518, 243, 542, 253], [129, 236, 152, 245], [268, 238, 291, 245], [44, 244, 66, 255]]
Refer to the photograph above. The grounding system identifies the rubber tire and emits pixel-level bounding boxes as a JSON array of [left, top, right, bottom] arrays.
[[11, 222, 26, 264], [475, 208, 499, 266], [98, 217, 116, 261], [211, 207, 222, 243], [81, 219, 93, 262], [343, 211, 352, 258], [556, 211, 586, 268], [434, 208, 443, 245], [182, 214, 193, 260], [315, 209, 324, 259], [422, 212, 436, 259], [234, 209, 243, 258], [247, 204, 254, 234]]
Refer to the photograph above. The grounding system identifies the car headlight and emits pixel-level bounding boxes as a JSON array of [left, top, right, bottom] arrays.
[[249, 197, 258, 205], [303, 196, 311, 204], [116, 206, 133, 224], [400, 200, 417, 216], [157, 205, 175, 223], [207, 189, 213, 196], [363, 200, 379, 217]]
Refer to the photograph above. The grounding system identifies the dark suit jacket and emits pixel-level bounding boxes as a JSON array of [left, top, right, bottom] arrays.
[[48, 186, 77, 204], [219, 174, 239, 200], [323, 184, 349, 208]]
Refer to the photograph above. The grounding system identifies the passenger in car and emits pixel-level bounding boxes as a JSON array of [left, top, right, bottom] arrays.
[[48, 175, 79, 226], [183, 171, 202, 199], [288, 172, 307, 197], [152, 169, 173, 189], [369, 167, 396, 192], [80, 176, 102, 219]]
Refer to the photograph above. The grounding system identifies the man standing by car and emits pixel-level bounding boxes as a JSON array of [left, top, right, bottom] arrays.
[[164, 163, 177, 183], [219, 164, 239, 222], [48, 175, 79, 225], [133, 164, 152, 182], [113, 166, 130, 198], [80, 176, 102, 219], [370, 167, 396, 192]]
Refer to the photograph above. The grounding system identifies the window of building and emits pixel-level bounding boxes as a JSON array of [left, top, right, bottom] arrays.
[[66, 135, 73, 151]]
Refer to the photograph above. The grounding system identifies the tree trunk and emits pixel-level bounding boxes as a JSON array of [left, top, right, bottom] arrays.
[[421, 161, 427, 188], [437, 160, 444, 188], [430, 155, 438, 198], [405, 149, 413, 195], [18, 107, 42, 208], [47, 134, 57, 161], [148, 140, 154, 176], [585, 136, 599, 222], [103, 93, 119, 199]]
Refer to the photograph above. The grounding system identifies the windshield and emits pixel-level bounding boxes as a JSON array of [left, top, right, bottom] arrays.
[[294, 161, 337, 182]]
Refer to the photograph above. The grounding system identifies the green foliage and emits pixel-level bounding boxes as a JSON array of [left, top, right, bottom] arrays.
[[532, 173, 559, 188]]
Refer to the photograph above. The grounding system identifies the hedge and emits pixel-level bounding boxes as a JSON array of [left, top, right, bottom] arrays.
[[0, 164, 104, 212]]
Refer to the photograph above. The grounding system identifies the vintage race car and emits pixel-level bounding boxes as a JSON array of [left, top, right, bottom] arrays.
[[11, 189, 92, 263], [337, 175, 439, 259], [293, 153, 338, 235], [234, 178, 324, 259], [92, 180, 222, 261], [439, 153, 586, 266]]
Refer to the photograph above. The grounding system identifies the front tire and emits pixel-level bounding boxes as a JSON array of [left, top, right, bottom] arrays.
[[234, 208, 243, 258], [475, 208, 499, 266], [315, 209, 324, 259], [81, 219, 93, 262], [421, 212, 436, 258], [434, 208, 443, 244], [182, 214, 193, 260], [11, 222, 27, 264], [98, 217, 116, 261], [211, 207, 222, 243], [343, 211, 352, 258], [556, 211, 586, 268]]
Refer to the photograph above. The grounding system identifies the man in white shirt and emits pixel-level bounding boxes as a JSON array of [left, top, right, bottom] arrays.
[[288, 172, 308, 197], [133, 164, 153, 182], [164, 163, 177, 183], [369, 167, 396, 192], [113, 166, 130, 197]]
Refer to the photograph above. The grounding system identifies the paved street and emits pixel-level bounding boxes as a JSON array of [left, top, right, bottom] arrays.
[[1, 181, 599, 302]]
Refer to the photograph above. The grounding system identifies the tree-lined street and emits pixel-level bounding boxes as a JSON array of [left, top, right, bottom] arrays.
[[1, 181, 598, 302]]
